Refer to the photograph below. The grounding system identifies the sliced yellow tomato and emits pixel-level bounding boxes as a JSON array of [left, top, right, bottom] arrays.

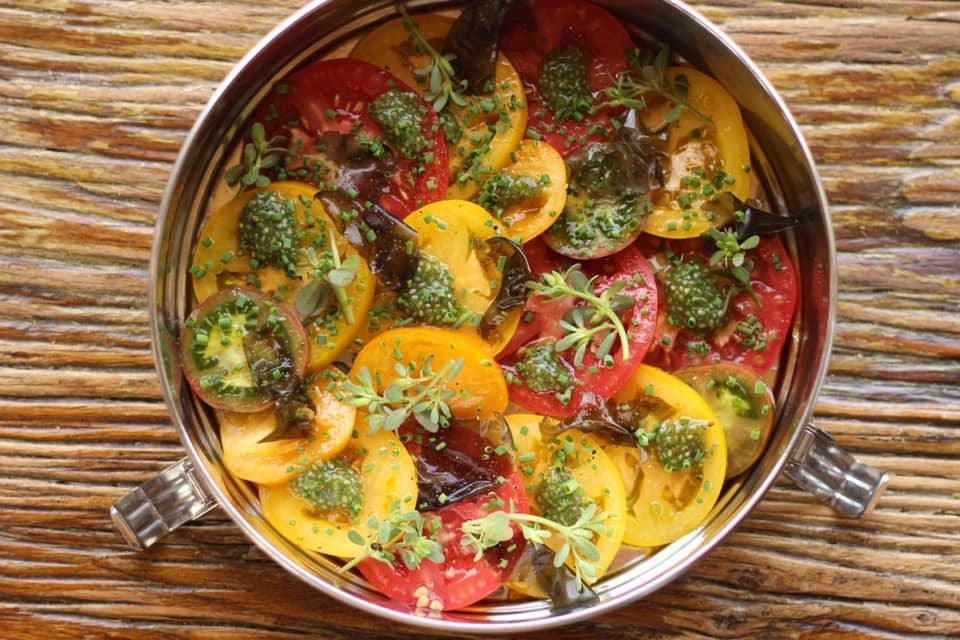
[[349, 14, 527, 200], [404, 199, 521, 352], [476, 139, 567, 243], [445, 54, 528, 200], [191, 181, 375, 372], [642, 68, 751, 238], [219, 385, 355, 485], [348, 326, 508, 433], [259, 429, 417, 558], [505, 415, 626, 584], [604, 364, 727, 548], [349, 13, 452, 97]]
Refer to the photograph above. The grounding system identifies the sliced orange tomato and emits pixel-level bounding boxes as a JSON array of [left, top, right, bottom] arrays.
[[259, 428, 417, 557], [506, 414, 626, 584], [475, 139, 567, 243], [642, 68, 751, 238], [219, 385, 355, 485], [347, 326, 508, 433], [191, 181, 375, 372], [604, 364, 727, 548], [404, 199, 521, 352], [349, 14, 528, 200]]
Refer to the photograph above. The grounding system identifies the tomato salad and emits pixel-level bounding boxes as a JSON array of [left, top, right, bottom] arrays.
[[182, 0, 799, 613]]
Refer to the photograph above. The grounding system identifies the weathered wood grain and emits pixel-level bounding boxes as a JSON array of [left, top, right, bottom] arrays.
[[1, 0, 958, 638]]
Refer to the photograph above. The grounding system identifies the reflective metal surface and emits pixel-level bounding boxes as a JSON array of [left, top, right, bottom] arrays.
[[124, 0, 887, 632]]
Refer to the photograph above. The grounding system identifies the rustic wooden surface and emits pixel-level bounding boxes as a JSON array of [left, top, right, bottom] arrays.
[[1, 0, 958, 638]]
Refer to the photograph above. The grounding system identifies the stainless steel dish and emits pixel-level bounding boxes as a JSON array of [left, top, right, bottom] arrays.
[[111, 0, 888, 632]]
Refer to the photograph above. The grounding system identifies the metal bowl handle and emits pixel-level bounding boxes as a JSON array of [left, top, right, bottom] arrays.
[[784, 422, 888, 518], [110, 458, 217, 550]]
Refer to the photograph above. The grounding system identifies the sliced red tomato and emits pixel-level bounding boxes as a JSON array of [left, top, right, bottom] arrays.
[[641, 234, 798, 375], [499, 238, 659, 418], [256, 58, 448, 218], [357, 425, 528, 612], [499, 0, 633, 156]]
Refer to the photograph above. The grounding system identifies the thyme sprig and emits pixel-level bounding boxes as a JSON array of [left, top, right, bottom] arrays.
[[706, 227, 759, 285], [224, 122, 288, 199], [460, 502, 611, 590], [528, 265, 634, 363], [339, 355, 464, 433], [397, 5, 468, 112], [341, 501, 443, 573], [325, 229, 359, 324], [295, 229, 360, 324], [595, 48, 713, 127]]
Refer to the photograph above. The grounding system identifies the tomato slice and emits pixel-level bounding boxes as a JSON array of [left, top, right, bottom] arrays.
[[403, 200, 522, 354], [603, 364, 727, 548], [218, 384, 355, 485], [349, 14, 529, 201], [257, 58, 448, 218], [499, 239, 659, 417], [674, 362, 776, 478], [259, 429, 419, 557], [640, 68, 752, 239], [180, 287, 308, 412], [358, 425, 528, 611], [505, 416, 626, 584], [499, 0, 633, 156], [474, 139, 568, 244], [641, 234, 798, 375], [348, 327, 509, 428]]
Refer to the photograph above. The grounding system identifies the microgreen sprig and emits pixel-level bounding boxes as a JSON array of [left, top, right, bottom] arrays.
[[706, 227, 759, 285], [528, 265, 634, 363], [295, 230, 360, 324], [460, 501, 611, 590], [339, 355, 464, 433], [224, 122, 288, 199], [326, 228, 359, 324], [397, 4, 468, 112], [595, 48, 713, 127], [341, 501, 443, 573]]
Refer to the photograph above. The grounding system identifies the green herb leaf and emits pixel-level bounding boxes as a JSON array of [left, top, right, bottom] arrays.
[[528, 264, 634, 367], [397, 5, 468, 119], [224, 123, 288, 198], [595, 47, 713, 127], [460, 499, 613, 591], [340, 501, 443, 574], [339, 355, 464, 434]]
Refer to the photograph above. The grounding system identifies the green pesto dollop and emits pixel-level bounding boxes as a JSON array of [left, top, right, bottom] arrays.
[[653, 418, 709, 473], [536, 466, 591, 526], [369, 89, 428, 160], [538, 45, 593, 121], [551, 192, 643, 258], [663, 259, 729, 332], [397, 253, 464, 327], [477, 172, 545, 218], [291, 458, 364, 517], [237, 190, 299, 273], [515, 341, 573, 399]]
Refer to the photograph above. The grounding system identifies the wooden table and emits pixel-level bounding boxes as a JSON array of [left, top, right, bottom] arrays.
[[2, 1, 958, 637]]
